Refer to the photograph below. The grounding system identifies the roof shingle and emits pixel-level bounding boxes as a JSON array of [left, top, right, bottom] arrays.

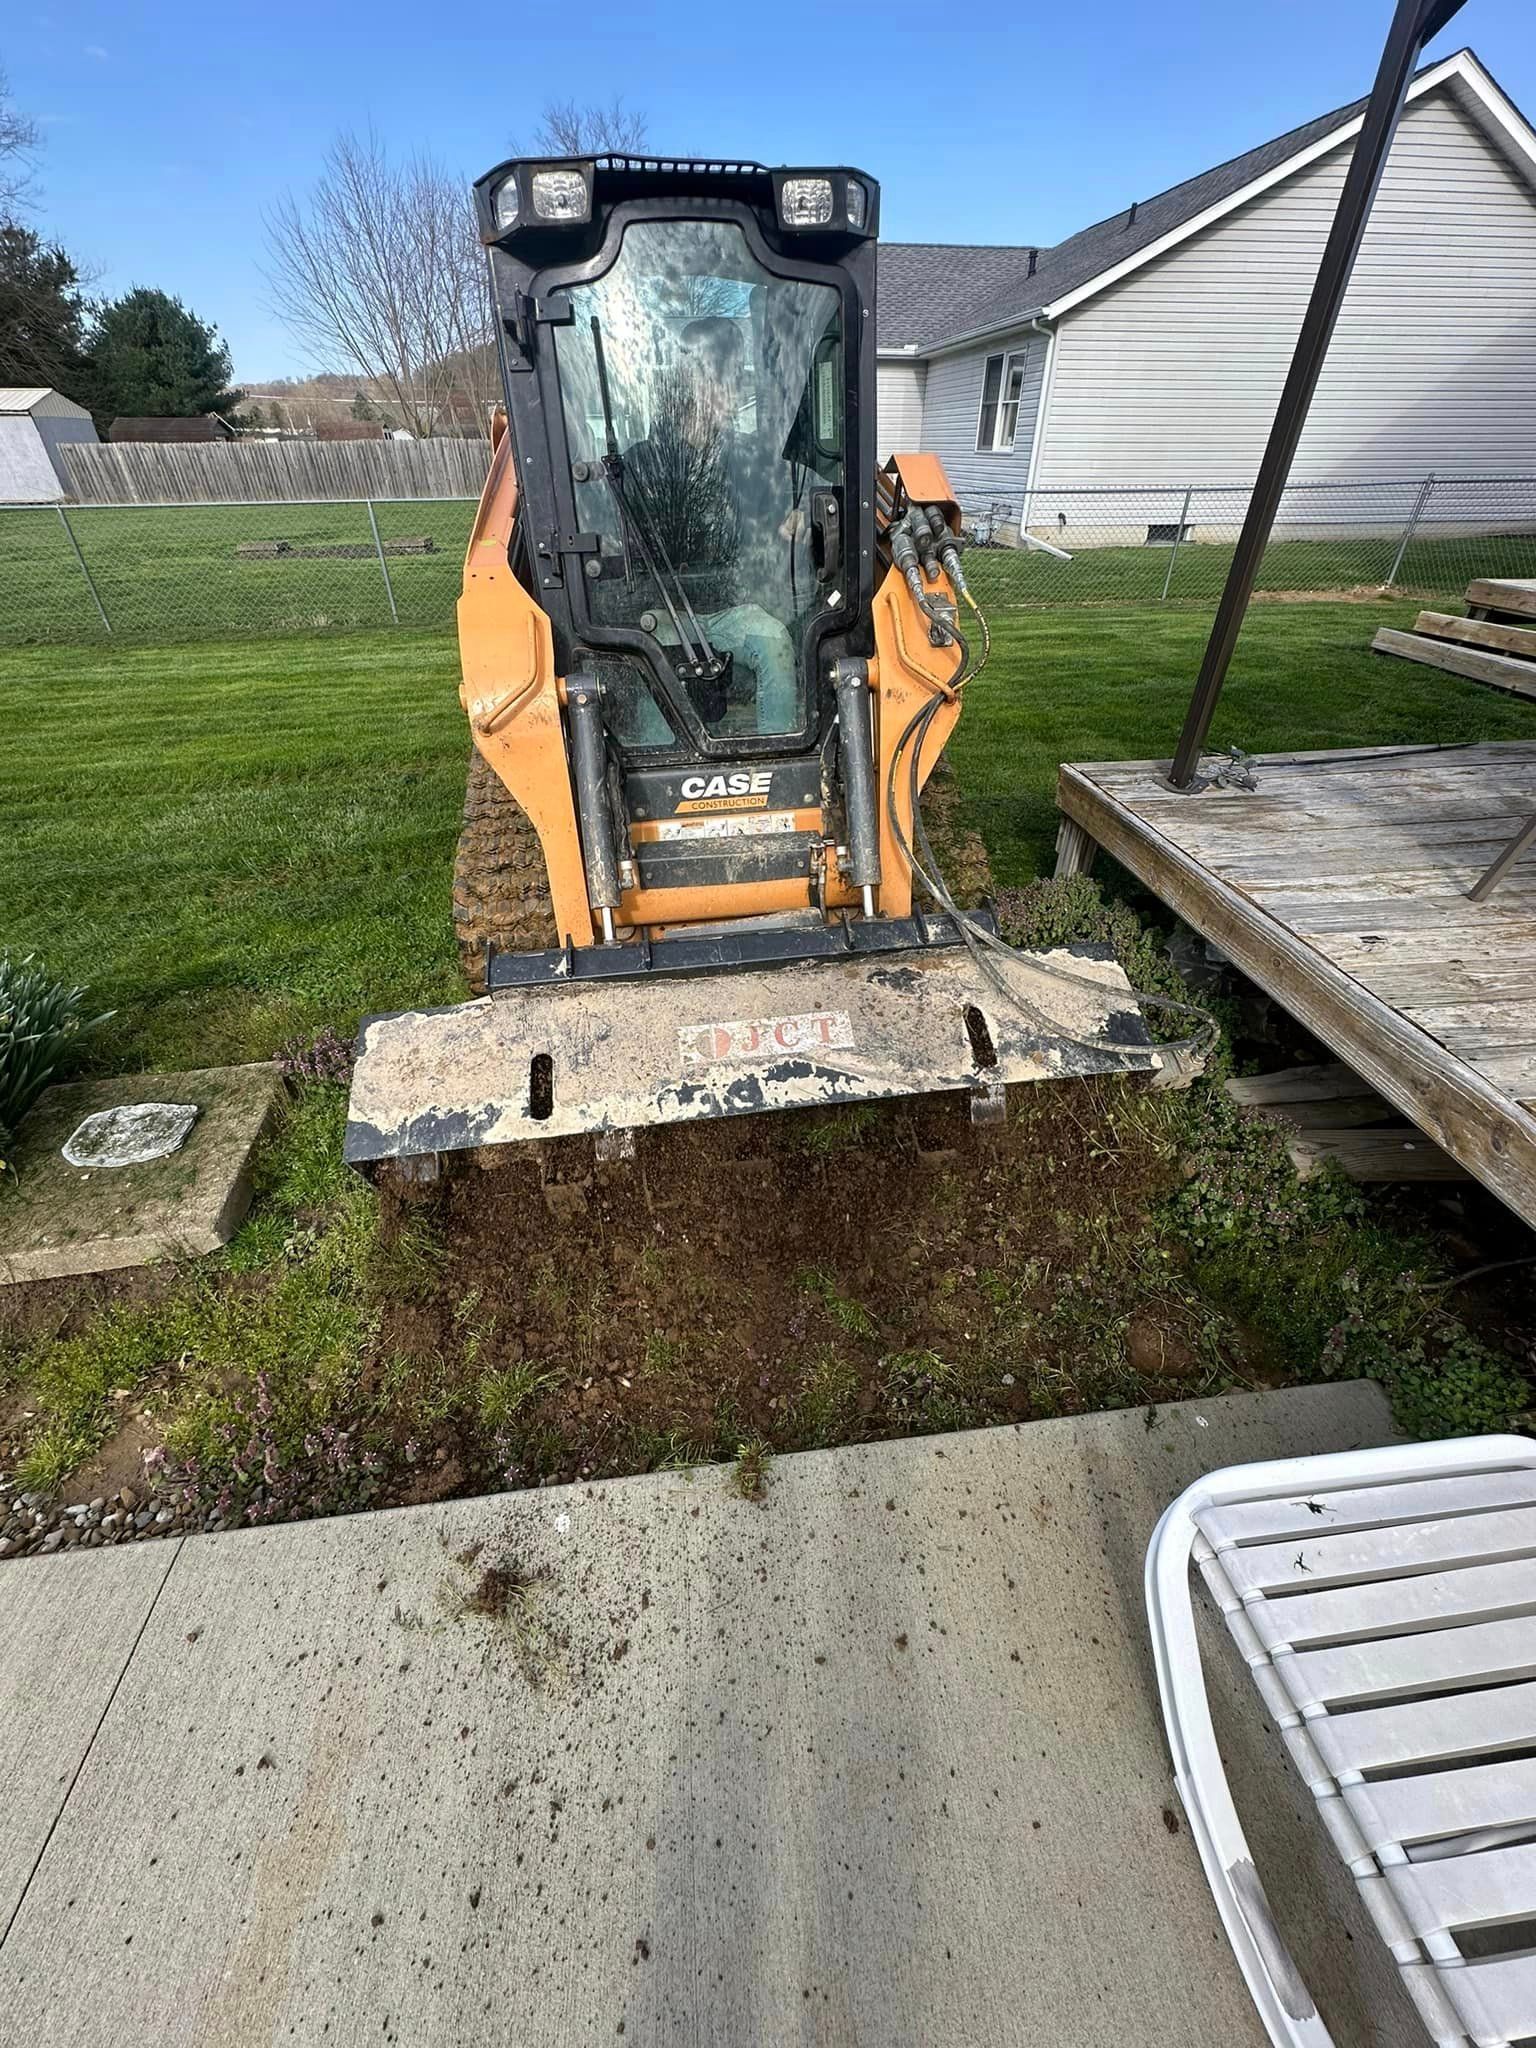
[[879, 53, 1473, 352]]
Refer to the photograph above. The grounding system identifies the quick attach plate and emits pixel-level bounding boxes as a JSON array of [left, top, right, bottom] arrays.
[[343, 942, 1157, 1167], [488, 909, 989, 992]]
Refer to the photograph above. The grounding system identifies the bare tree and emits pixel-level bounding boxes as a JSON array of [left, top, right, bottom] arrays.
[[520, 98, 648, 157], [264, 132, 498, 440], [0, 65, 41, 217]]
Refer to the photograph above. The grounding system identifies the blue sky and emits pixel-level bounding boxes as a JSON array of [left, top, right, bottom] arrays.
[[8, 0, 1533, 381]]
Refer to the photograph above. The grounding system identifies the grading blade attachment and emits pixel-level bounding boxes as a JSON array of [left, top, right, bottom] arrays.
[[343, 934, 1158, 1171]]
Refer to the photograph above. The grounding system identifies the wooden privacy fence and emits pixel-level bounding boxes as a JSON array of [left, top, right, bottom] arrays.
[[57, 437, 491, 505]]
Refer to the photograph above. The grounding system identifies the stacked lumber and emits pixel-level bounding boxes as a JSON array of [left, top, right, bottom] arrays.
[[1373, 577, 1536, 699], [1224, 1062, 1468, 1183]]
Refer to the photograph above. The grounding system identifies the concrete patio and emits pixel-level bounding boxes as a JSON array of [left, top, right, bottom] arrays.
[[0, 1382, 1416, 2046]]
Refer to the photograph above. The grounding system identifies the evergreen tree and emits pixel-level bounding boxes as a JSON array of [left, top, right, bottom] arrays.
[[87, 287, 245, 423], [350, 387, 378, 421], [0, 223, 92, 397]]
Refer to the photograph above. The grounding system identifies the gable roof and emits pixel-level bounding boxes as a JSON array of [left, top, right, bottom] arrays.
[[877, 244, 1042, 351], [880, 47, 1536, 356], [0, 387, 94, 417]]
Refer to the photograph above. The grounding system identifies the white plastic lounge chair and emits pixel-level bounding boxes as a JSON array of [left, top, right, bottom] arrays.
[[1146, 1434, 1536, 2047]]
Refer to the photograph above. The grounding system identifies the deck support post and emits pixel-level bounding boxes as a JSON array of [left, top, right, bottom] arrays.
[[1167, 0, 1467, 790], [1386, 474, 1436, 588], [1053, 816, 1098, 880], [1468, 814, 1536, 905]]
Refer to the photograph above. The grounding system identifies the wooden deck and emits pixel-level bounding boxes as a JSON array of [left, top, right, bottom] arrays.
[[1055, 741, 1536, 1226]]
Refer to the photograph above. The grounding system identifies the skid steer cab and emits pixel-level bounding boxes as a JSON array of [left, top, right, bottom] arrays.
[[460, 154, 963, 950], [342, 156, 1159, 1176]]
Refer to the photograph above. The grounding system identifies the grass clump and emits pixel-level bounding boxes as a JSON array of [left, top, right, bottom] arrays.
[[155, 1189, 384, 1521], [796, 1265, 879, 1341], [477, 1359, 562, 1434], [880, 1349, 987, 1436], [731, 1434, 773, 1503], [787, 1345, 863, 1450], [12, 1297, 193, 1492], [639, 1426, 718, 1473], [793, 1105, 881, 1156], [641, 1332, 686, 1378]]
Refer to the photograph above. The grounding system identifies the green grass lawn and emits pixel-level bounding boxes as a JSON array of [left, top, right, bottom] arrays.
[[3, 599, 1535, 1074], [1, 631, 469, 1070]]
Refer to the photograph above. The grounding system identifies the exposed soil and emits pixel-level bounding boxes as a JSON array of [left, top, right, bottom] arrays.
[[1251, 585, 1404, 604], [368, 1073, 1253, 1495], [59, 1411, 164, 1503], [0, 1260, 179, 1357]]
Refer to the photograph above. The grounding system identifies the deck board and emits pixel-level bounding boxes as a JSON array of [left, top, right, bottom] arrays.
[[1057, 742, 1536, 1225], [1372, 628, 1536, 699]]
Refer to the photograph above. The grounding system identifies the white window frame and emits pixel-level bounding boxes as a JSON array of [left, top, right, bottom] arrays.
[[974, 348, 1030, 454]]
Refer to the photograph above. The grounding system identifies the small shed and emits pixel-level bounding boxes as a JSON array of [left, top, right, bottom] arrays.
[[107, 414, 236, 443], [0, 388, 99, 502]]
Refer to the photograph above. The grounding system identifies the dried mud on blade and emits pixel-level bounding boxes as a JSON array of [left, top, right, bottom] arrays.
[[343, 944, 1158, 1170]]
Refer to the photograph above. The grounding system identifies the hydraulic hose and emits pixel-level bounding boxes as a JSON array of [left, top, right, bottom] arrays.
[[880, 513, 1217, 1065]]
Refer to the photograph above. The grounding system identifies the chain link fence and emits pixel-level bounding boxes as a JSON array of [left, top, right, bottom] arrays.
[[2, 475, 1535, 645], [960, 475, 1536, 611], [0, 497, 478, 644]]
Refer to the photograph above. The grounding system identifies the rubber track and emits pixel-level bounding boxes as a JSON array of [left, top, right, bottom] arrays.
[[451, 749, 559, 993]]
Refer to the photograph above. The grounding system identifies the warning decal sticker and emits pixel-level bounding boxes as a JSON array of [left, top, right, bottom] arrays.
[[652, 811, 800, 843]]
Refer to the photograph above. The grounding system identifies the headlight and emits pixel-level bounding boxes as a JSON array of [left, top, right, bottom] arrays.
[[845, 178, 867, 231], [779, 177, 834, 227], [531, 169, 590, 222], [493, 177, 520, 233]]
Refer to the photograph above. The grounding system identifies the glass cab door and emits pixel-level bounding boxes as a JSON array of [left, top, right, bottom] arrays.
[[551, 219, 846, 752]]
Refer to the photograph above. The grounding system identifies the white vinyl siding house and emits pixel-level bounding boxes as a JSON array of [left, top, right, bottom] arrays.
[[1034, 92, 1536, 486], [910, 333, 1047, 503], [876, 49, 1536, 509], [875, 358, 926, 458]]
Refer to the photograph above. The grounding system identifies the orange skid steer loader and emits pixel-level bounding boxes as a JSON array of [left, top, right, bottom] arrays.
[[344, 156, 1170, 1178]]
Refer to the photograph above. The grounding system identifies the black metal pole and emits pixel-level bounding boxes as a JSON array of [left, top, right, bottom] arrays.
[[1167, 0, 1468, 788]]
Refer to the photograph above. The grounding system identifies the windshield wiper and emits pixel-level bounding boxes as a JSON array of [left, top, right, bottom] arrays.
[[589, 315, 723, 683]]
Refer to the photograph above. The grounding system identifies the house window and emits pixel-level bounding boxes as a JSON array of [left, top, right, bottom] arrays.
[[974, 350, 1029, 454]]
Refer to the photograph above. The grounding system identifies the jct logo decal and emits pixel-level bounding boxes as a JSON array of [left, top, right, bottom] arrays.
[[679, 1010, 855, 1066]]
